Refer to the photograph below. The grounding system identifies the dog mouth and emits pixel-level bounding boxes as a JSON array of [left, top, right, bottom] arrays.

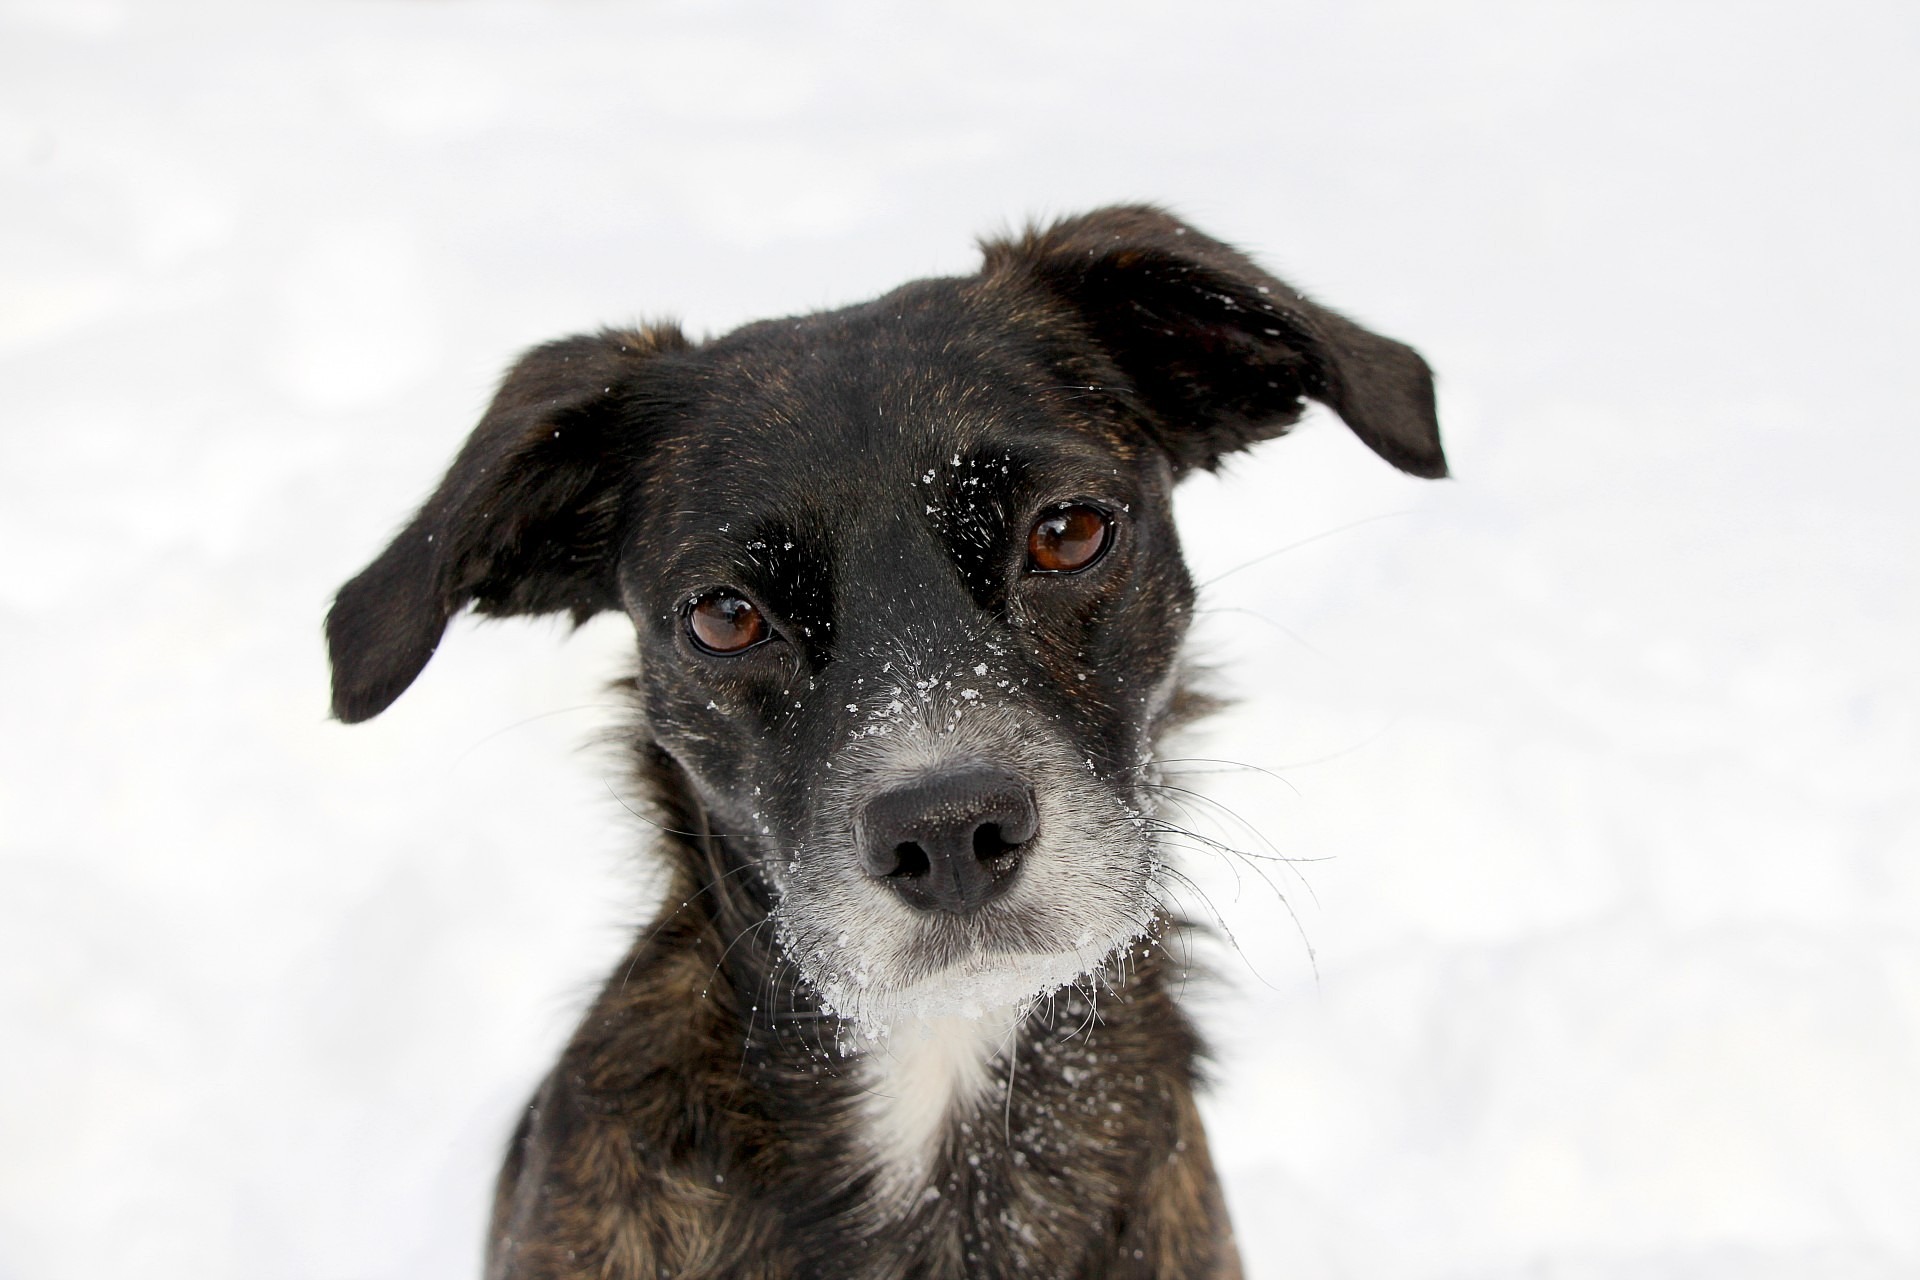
[[780, 906, 1153, 1028], [770, 817, 1160, 1028], [883, 911, 1155, 1021]]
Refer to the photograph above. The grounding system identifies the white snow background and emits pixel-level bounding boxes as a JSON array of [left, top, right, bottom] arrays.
[[2, 2, 1916, 1277]]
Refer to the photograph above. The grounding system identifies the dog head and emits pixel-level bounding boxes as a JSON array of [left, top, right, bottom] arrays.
[[327, 206, 1444, 1025]]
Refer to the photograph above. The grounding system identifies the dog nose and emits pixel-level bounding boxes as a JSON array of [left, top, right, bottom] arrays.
[[856, 765, 1037, 913]]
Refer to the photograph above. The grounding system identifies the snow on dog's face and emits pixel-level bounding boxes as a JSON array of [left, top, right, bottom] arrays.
[[779, 670, 1165, 1025], [325, 207, 1445, 1024], [778, 649, 1167, 1025], [616, 302, 1199, 1024]]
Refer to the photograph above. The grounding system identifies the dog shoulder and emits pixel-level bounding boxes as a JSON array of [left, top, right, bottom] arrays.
[[487, 938, 830, 1280]]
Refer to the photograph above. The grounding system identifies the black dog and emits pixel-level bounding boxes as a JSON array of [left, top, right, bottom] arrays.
[[329, 206, 1444, 1279]]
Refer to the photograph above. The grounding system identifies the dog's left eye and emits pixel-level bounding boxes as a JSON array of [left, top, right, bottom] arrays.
[[687, 590, 768, 654], [1027, 504, 1112, 574]]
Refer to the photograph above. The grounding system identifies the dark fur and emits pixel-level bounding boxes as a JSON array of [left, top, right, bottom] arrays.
[[329, 206, 1444, 1279]]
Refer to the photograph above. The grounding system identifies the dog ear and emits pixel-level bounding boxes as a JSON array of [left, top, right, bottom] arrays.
[[326, 326, 686, 723], [983, 205, 1446, 478]]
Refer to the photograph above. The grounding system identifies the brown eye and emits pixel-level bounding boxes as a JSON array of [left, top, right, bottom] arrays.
[[1027, 504, 1112, 574], [687, 590, 768, 654]]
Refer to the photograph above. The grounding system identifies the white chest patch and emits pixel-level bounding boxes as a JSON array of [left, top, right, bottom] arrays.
[[858, 1008, 1018, 1200]]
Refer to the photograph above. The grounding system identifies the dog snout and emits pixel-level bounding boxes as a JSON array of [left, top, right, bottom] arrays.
[[856, 765, 1037, 913]]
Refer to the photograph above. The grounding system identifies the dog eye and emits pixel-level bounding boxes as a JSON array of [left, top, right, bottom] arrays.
[[687, 590, 768, 654], [1027, 504, 1112, 574]]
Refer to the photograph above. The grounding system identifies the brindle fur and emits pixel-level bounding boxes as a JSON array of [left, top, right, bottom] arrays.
[[328, 206, 1443, 1280]]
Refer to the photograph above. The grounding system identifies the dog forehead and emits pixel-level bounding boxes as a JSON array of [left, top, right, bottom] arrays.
[[649, 283, 1131, 524]]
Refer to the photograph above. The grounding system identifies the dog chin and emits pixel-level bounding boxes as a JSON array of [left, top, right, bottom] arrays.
[[799, 922, 1148, 1031]]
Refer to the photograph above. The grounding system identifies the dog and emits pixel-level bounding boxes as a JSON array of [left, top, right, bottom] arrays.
[[328, 205, 1445, 1279]]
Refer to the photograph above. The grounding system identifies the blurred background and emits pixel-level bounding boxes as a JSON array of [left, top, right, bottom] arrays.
[[2, 2, 1916, 1276]]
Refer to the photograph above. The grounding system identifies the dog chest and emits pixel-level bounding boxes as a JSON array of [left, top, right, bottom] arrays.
[[857, 1009, 1014, 1201]]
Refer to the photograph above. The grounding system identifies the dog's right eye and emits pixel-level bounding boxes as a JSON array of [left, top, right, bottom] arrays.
[[687, 590, 768, 654]]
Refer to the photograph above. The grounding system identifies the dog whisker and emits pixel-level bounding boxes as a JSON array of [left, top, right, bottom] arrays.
[[1195, 603, 1334, 661], [617, 856, 790, 993], [701, 916, 774, 1001], [1193, 509, 1415, 590], [600, 777, 762, 842], [1143, 827, 1315, 986], [443, 702, 632, 773], [1155, 824, 1319, 977], [1134, 755, 1299, 788], [1146, 875, 1294, 994], [1132, 781, 1320, 910]]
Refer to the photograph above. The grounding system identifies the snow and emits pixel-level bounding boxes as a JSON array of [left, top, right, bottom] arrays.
[[2, 2, 1916, 1277]]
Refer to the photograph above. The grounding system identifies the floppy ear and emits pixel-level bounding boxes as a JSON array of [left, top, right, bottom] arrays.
[[326, 325, 687, 723], [982, 205, 1446, 478]]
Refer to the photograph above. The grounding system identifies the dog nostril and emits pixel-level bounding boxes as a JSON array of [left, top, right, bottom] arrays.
[[890, 841, 931, 879], [972, 822, 1017, 864]]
